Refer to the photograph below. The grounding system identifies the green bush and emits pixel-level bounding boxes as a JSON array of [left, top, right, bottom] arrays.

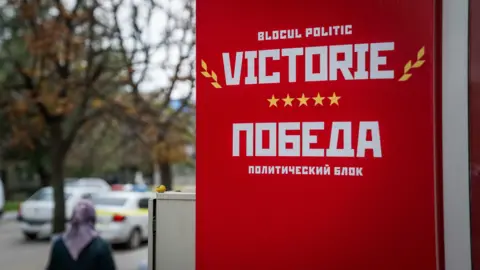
[[4, 201, 20, 211]]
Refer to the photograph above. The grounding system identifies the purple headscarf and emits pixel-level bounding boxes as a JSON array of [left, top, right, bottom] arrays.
[[62, 199, 98, 260]]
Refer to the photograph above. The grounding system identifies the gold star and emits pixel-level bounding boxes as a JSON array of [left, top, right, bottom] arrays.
[[297, 93, 309, 106], [313, 93, 325, 106], [328, 92, 341, 106], [267, 95, 279, 107], [282, 94, 294, 107]]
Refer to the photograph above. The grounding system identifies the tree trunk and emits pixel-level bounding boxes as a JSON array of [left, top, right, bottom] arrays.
[[160, 162, 173, 190], [51, 152, 66, 233], [50, 122, 66, 234], [153, 162, 161, 187], [37, 164, 50, 187]]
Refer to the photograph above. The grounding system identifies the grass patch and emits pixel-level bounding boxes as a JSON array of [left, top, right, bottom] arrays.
[[4, 201, 20, 211]]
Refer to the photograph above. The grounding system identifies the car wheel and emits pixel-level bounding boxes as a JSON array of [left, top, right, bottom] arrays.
[[23, 232, 38, 241], [126, 228, 141, 249]]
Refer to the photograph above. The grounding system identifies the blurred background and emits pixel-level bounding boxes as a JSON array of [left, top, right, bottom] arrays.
[[0, 0, 196, 269]]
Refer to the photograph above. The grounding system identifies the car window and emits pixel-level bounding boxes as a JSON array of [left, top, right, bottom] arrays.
[[81, 193, 93, 200], [138, 198, 149, 209], [29, 188, 72, 201], [92, 197, 127, 206]]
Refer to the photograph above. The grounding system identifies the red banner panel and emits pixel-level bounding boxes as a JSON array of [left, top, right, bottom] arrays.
[[196, 0, 441, 269]]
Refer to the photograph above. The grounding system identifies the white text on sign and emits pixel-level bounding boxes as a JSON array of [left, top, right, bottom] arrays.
[[257, 25, 354, 41], [232, 121, 382, 158], [222, 42, 395, 85], [248, 165, 363, 176]]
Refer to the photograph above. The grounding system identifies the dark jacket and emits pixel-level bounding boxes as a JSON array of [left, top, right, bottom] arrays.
[[46, 236, 116, 270]]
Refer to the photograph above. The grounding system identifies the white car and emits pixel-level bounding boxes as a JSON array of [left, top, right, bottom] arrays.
[[93, 191, 153, 249], [0, 178, 4, 218], [66, 177, 111, 192], [17, 186, 103, 240]]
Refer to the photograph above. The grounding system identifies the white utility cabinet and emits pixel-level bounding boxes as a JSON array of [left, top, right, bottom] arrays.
[[148, 192, 195, 270]]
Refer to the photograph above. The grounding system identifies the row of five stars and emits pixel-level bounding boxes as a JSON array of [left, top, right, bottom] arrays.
[[267, 92, 341, 107]]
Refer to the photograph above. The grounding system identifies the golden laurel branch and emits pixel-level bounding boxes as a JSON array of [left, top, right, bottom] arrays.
[[398, 46, 426, 82], [200, 59, 222, 88]]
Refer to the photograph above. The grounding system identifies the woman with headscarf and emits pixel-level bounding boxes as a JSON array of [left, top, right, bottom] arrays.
[[46, 199, 116, 270]]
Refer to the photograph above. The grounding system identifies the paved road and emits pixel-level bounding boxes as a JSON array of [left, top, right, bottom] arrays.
[[0, 220, 147, 270]]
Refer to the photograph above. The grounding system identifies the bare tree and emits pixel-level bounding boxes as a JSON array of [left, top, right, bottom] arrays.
[[106, 0, 196, 189]]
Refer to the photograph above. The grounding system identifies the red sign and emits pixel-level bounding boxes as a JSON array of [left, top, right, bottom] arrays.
[[197, 0, 441, 269]]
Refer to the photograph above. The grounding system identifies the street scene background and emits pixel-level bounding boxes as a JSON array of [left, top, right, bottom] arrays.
[[0, 0, 196, 269]]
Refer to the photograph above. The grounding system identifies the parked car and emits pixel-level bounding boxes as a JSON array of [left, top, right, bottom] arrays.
[[17, 186, 103, 240], [66, 177, 111, 192], [0, 178, 4, 218], [92, 191, 154, 249]]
